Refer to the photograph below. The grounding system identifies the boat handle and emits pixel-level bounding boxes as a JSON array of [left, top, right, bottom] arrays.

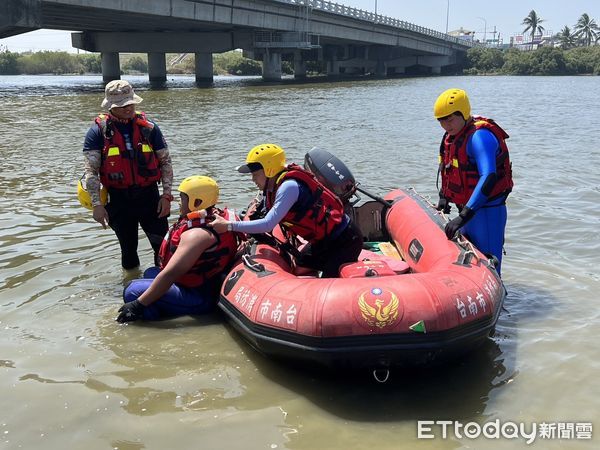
[[372, 368, 390, 383], [242, 254, 265, 272]]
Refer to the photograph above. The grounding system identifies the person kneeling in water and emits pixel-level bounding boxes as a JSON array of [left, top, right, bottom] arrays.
[[117, 176, 239, 323], [209, 143, 362, 278]]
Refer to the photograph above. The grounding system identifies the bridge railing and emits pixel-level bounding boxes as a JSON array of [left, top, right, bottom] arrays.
[[275, 0, 474, 47]]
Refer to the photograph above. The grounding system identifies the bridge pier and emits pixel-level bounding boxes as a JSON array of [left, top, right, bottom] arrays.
[[101, 52, 120, 83], [375, 59, 387, 78], [293, 51, 306, 80], [148, 52, 166, 86], [195, 52, 213, 84], [262, 51, 282, 81], [327, 55, 340, 77]]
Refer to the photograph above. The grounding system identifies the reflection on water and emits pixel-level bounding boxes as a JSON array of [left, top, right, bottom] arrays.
[[0, 75, 599, 449]]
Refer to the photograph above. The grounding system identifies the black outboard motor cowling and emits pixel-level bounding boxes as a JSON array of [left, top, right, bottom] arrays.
[[304, 147, 357, 205]]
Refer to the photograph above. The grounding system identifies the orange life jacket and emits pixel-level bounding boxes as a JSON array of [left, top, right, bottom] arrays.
[[159, 208, 239, 288], [97, 112, 162, 189], [439, 115, 513, 206], [265, 164, 345, 243]]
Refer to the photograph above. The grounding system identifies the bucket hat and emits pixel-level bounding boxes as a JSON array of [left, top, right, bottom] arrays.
[[101, 80, 143, 109]]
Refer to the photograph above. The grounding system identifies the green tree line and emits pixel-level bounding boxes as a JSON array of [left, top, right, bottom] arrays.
[[0, 48, 277, 76], [3, 46, 600, 77], [464, 10, 600, 75], [466, 46, 600, 75], [0, 49, 102, 74]]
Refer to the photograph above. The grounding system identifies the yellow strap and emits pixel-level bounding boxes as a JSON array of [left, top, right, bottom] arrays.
[[142, 144, 152, 153], [378, 242, 402, 260], [275, 171, 287, 184], [107, 147, 120, 157], [452, 158, 459, 168]]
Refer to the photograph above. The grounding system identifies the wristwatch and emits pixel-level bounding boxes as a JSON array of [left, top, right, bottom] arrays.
[[227, 223, 233, 232]]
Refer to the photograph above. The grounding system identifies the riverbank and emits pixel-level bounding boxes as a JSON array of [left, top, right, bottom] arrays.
[[3, 46, 600, 77]]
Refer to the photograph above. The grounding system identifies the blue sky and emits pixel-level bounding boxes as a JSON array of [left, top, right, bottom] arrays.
[[1, 0, 599, 52]]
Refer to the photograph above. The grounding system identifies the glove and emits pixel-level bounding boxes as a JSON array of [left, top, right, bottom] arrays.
[[116, 300, 145, 323], [435, 193, 451, 214], [444, 206, 475, 239]]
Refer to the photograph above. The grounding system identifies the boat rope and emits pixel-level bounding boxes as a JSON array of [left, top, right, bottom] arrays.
[[455, 234, 478, 264], [372, 368, 390, 383], [411, 187, 451, 219], [242, 254, 265, 272]]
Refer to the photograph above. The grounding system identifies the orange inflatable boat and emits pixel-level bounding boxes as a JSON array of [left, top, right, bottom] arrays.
[[218, 187, 506, 371]]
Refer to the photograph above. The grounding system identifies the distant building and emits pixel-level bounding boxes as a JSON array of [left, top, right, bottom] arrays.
[[448, 28, 475, 43], [510, 32, 555, 50]]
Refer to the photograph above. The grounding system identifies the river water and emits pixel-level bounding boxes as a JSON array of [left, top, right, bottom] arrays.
[[0, 74, 598, 449]]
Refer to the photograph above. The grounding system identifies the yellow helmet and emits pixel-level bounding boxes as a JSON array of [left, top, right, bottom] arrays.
[[238, 143, 286, 178], [77, 176, 108, 210], [433, 88, 471, 120], [178, 176, 219, 211]]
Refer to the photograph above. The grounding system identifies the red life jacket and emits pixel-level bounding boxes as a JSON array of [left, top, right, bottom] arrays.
[[96, 112, 162, 189], [265, 164, 345, 243], [158, 208, 239, 289], [439, 115, 513, 207]]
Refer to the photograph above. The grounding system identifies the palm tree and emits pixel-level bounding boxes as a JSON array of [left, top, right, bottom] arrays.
[[522, 10, 545, 48], [573, 13, 599, 46], [558, 26, 577, 49]]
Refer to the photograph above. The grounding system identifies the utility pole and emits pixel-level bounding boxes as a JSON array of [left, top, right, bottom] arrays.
[[445, 0, 449, 34]]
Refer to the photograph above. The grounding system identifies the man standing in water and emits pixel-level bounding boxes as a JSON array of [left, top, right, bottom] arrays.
[[433, 88, 513, 275], [81, 80, 174, 270]]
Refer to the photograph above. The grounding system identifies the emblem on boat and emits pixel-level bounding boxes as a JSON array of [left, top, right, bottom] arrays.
[[357, 287, 401, 329]]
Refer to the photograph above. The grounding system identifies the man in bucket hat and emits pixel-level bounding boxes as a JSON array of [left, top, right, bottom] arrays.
[[81, 80, 174, 270]]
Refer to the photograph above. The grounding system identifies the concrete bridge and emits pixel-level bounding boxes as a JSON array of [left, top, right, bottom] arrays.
[[2, 0, 473, 84]]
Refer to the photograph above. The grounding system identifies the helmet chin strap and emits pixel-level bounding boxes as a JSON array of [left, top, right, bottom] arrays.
[[264, 177, 277, 193]]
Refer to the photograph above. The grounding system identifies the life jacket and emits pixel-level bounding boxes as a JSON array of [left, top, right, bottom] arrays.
[[158, 207, 239, 288], [439, 115, 513, 207], [96, 112, 162, 189], [265, 164, 345, 243]]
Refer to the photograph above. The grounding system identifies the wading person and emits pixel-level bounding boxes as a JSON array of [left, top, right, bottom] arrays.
[[209, 144, 363, 278], [117, 176, 239, 322], [433, 88, 513, 275], [81, 80, 174, 270]]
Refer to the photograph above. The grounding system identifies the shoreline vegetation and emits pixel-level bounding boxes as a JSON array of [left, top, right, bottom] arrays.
[[1, 47, 599, 77]]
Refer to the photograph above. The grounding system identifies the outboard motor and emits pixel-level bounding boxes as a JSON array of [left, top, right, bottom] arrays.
[[304, 147, 358, 206], [305, 147, 393, 241]]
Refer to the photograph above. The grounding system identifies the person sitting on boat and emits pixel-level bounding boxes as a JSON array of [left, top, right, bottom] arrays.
[[434, 88, 513, 275], [208, 144, 363, 278], [117, 176, 240, 323]]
